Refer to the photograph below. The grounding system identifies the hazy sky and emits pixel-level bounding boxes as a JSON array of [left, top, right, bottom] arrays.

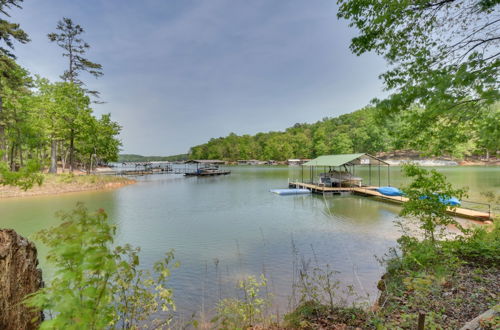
[[10, 0, 387, 155]]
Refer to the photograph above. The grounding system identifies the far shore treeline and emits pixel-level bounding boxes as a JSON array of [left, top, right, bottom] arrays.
[[189, 105, 499, 162], [118, 154, 188, 162]]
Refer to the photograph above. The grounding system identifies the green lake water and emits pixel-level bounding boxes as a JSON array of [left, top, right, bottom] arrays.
[[0, 166, 498, 319]]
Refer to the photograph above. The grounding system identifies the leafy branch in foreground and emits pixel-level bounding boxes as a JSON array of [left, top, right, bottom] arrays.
[[399, 164, 468, 245], [24, 203, 178, 330], [337, 0, 500, 152]]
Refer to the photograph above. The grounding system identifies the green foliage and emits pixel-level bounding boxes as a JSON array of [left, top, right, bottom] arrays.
[[24, 203, 178, 329], [48, 17, 103, 86], [444, 221, 500, 266], [189, 103, 499, 161], [0, 156, 42, 189], [212, 275, 271, 329], [373, 165, 499, 328], [0, 7, 121, 177], [400, 164, 468, 244], [337, 0, 500, 154], [296, 263, 344, 312], [24, 204, 118, 329], [113, 245, 178, 329], [284, 301, 368, 329], [34, 78, 122, 172], [0, 0, 30, 59], [190, 107, 395, 161]]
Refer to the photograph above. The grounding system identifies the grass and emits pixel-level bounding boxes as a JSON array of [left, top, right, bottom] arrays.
[[273, 222, 499, 329], [48, 173, 132, 185]]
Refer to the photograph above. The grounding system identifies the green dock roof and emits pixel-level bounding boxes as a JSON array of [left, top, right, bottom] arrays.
[[303, 153, 389, 167]]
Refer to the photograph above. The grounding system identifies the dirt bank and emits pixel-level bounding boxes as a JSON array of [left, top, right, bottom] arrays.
[[0, 174, 136, 199]]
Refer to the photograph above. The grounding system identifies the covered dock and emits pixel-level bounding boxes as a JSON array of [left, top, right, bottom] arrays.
[[183, 159, 230, 176], [288, 153, 492, 221], [299, 153, 390, 188]]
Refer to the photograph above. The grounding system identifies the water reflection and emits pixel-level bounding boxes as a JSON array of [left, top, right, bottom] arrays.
[[0, 165, 498, 318]]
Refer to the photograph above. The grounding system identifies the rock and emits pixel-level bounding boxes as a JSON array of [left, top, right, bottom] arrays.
[[0, 229, 43, 330], [377, 279, 386, 291]]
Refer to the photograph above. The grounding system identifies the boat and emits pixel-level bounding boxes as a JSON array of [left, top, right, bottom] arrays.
[[319, 170, 363, 187], [184, 166, 231, 176]]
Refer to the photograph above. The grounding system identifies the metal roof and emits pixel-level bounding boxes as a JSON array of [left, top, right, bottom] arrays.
[[302, 153, 389, 167], [185, 159, 225, 164]]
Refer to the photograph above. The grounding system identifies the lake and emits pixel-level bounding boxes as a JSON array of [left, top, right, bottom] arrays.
[[0, 165, 498, 321]]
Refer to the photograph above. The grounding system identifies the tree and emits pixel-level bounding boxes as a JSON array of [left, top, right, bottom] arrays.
[[0, 0, 29, 58], [48, 18, 104, 172], [476, 104, 500, 159], [0, 0, 29, 159], [48, 17, 103, 89], [337, 0, 500, 146], [25, 203, 178, 329], [330, 132, 353, 154], [77, 113, 122, 172], [400, 164, 467, 245]]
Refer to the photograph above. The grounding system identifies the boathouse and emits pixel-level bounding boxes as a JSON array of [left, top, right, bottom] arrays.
[[289, 153, 492, 221], [299, 153, 390, 187], [185, 159, 226, 165]]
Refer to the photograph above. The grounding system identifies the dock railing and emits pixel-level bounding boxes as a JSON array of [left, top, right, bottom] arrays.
[[460, 200, 492, 219]]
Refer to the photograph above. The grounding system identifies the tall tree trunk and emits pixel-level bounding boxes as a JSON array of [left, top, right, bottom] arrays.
[[69, 129, 75, 172], [49, 138, 57, 173], [9, 144, 15, 171], [62, 144, 68, 171], [0, 95, 6, 161], [19, 146, 23, 167]]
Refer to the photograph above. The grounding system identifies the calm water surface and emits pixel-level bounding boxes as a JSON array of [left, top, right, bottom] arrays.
[[0, 166, 498, 318]]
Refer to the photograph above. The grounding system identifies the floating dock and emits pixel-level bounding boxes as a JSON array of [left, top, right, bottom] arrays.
[[184, 170, 231, 176], [289, 182, 493, 221]]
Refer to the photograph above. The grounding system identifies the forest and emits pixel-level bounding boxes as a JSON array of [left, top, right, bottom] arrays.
[[0, 5, 121, 177], [189, 105, 499, 161]]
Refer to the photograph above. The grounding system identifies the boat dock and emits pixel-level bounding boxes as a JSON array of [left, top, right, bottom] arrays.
[[289, 182, 493, 221], [184, 170, 231, 176]]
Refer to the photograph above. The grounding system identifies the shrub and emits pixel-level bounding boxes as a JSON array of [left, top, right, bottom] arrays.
[[211, 275, 271, 329], [24, 203, 178, 329]]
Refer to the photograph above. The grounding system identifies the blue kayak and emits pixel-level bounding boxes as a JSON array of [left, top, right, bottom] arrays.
[[440, 196, 461, 206], [376, 186, 404, 196], [419, 195, 461, 206], [270, 189, 311, 195]]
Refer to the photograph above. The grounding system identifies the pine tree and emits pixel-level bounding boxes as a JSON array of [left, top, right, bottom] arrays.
[[48, 17, 103, 172]]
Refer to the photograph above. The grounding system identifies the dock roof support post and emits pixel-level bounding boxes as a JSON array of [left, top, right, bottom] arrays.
[[301, 165, 304, 183], [369, 163, 372, 186], [378, 163, 381, 187], [387, 164, 390, 186], [339, 166, 342, 188]]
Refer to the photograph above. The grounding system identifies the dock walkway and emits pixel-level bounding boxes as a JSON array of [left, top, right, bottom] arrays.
[[289, 182, 493, 221]]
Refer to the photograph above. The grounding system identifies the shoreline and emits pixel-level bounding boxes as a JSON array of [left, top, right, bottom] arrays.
[[0, 174, 136, 199]]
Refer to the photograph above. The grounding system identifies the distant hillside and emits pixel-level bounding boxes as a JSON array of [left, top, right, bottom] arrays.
[[189, 105, 499, 161], [118, 154, 188, 162]]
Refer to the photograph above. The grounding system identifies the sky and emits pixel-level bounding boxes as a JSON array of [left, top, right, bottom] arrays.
[[9, 0, 387, 155]]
